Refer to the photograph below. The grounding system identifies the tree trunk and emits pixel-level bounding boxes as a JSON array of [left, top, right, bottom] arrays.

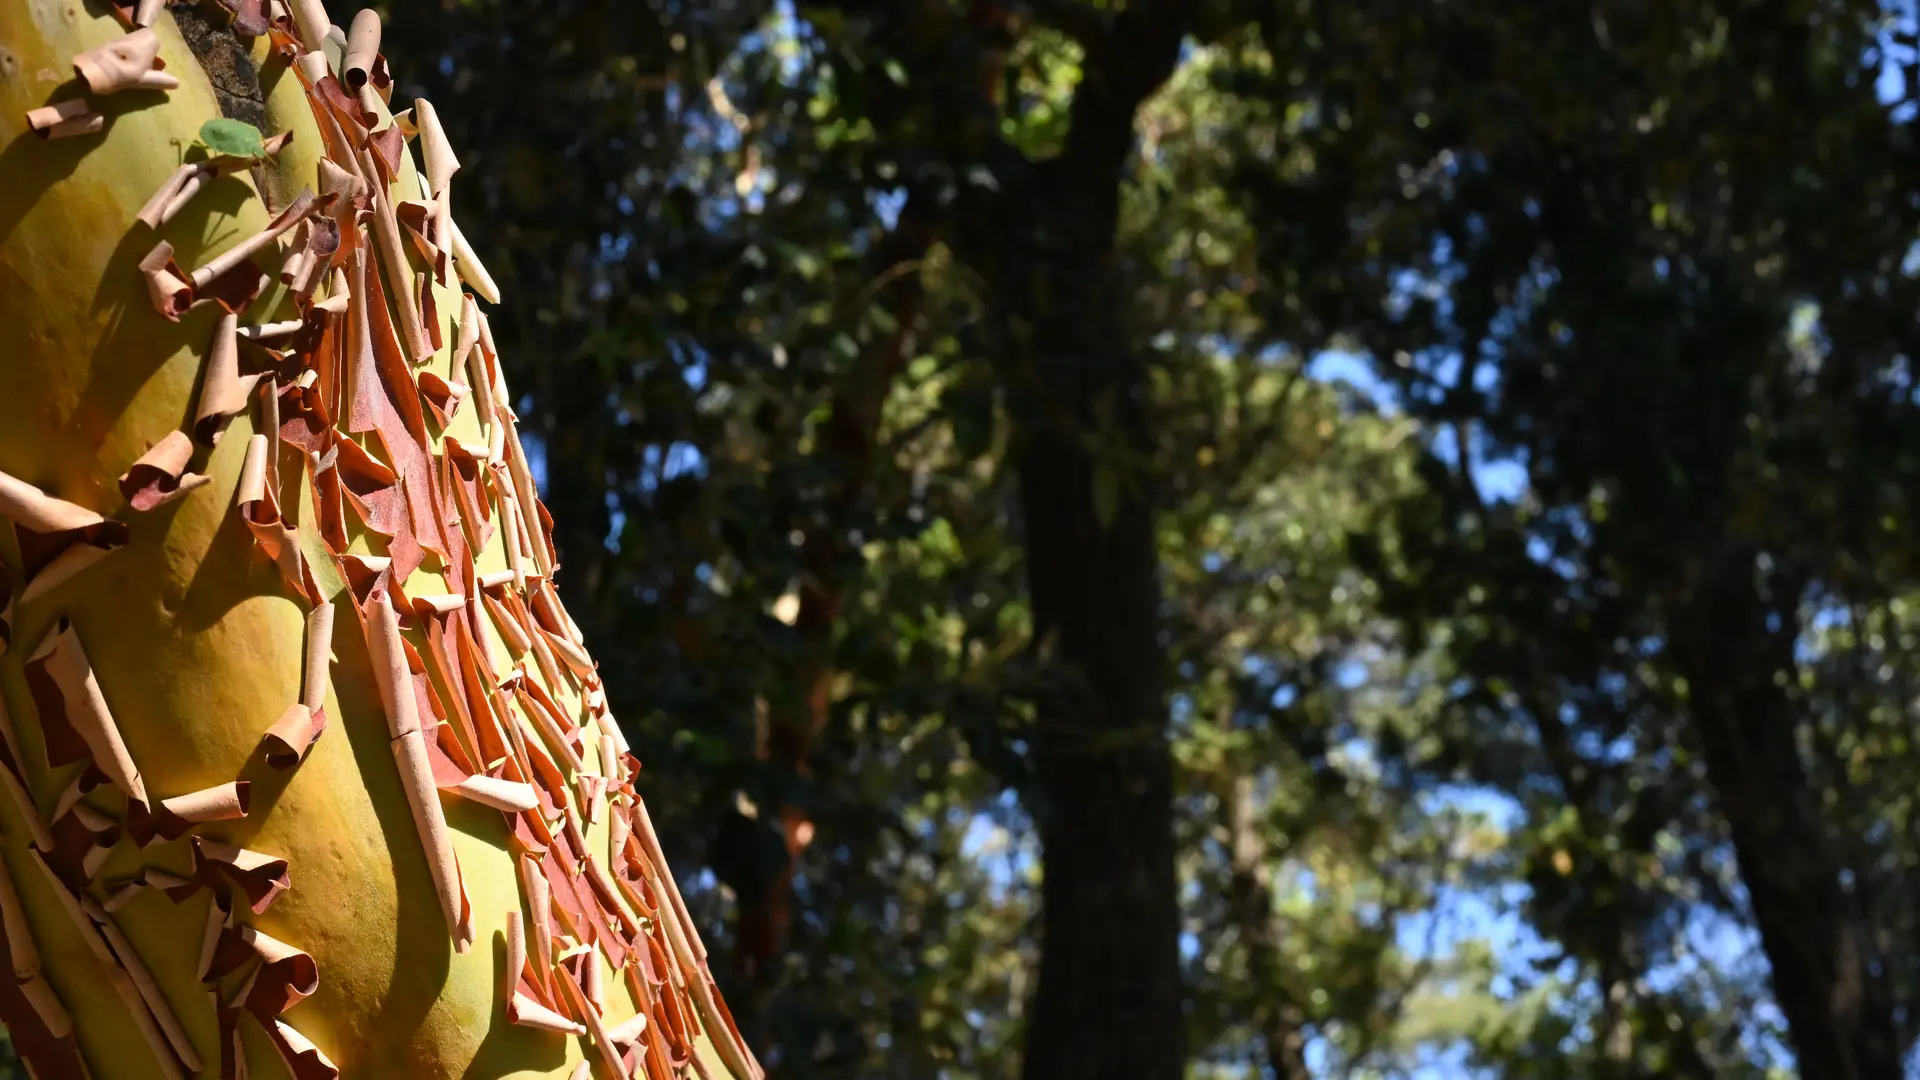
[[968, 12, 1193, 1080], [1013, 351, 1184, 1080], [1013, 346, 1184, 1080], [1670, 553, 1901, 1080], [1225, 775, 1314, 1080], [0, 4, 753, 1078]]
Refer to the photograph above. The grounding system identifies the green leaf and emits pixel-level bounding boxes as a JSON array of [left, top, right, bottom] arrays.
[[1092, 462, 1120, 530], [199, 118, 266, 160]]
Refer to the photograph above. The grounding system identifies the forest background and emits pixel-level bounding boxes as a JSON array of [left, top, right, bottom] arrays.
[[25, 1, 1920, 1078]]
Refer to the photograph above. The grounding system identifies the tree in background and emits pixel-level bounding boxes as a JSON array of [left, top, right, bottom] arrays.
[[1230, 0, 1920, 1075]]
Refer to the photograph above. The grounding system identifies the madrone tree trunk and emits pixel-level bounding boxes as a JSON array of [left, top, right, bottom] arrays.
[[0, 3, 758, 1077]]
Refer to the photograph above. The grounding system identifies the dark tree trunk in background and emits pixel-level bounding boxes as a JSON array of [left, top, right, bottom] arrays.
[[1010, 309, 1184, 1080], [958, 8, 1196, 1078], [1669, 552, 1903, 1080], [1225, 775, 1314, 1080]]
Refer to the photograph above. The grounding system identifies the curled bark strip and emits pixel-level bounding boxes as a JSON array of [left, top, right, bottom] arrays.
[[229, 925, 318, 1016], [502, 911, 571, 1040], [336, 553, 392, 609], [608, 804, 631, 878], [395, 196, 448, 283], [255, 377, 286, 499], [414, 98, 460, 197], [288, 0, 329, 50], [343, 247, 434, 576], [514, 679, 586, 775], [317, 157, 364, 222], [69, 803, 114, 835], [0, 855, 39, 981], [138, 163, 211, 229], [83, 895, 204, 1073], [599, 725, 626, 782], [585, 951, 605, 1011], [25, 98, 104, 139], [358, 152, 432, 362], [119, 431, 211, 511], [449, 216, 499, 303], [453, 619, 512, 763], [497, 412, 552, 579], [26, 619, 148, 810], [304, 600, 336, 719], [448, 773, 538, 813], [526, 578, 566, 637], [197, 314, 263, 446], [141, 867, 198, 902], [74, 28, 179, 94], [483, 589, 531, 657], [193, 838, 290, 914], [549, 630, 596, 681], [366, 594, 471, 949], [133, 782, 251, 845], [692, 970, 758, 1080], [503, 906, 525, 997], [607, 1010, 648, 1047], [441, 443, 495, 554], [416, 269, 443, 351], [30, 848, 184, 1080], [199, 255, 271, 316], [240, 319, 304, 344], [332, 436, 404, 534], [0, 857, 85, 1076], [237, 434, 312, 602], [264, 1016, 339, 1080], [279, 374, 334, 455], [102, 879, 143, 912], [341, 7, 381, 89], [189, 188, 324, 293], [17, 542, 114, 611], [367, 124, 405, 186], [457, 294, 499, 425], [633, 798, 704, 964], [509, 962, 584, 1040], [263, 599, 334, 768], [215, 998, 248, 1080], [577, 773, 605, 826], [518, 852, 555, 992], [261, 705, 321, 770], [197, 892, 231, 980], [310, 449, 349, 553], [48, 768, 109, 831], [520, 607, 567, 693], [582, 852, 639, 938], [557, 963, 631, 1080], [508, 708, 569, 818], [508, 988, 587, 1036], [408, 592, 464, 618], [18, 969, 74, 1039], [139, 240, 194, 319]]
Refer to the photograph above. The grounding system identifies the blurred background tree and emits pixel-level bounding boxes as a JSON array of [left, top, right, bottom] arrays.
[[31, 0, 1893, 1077]]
